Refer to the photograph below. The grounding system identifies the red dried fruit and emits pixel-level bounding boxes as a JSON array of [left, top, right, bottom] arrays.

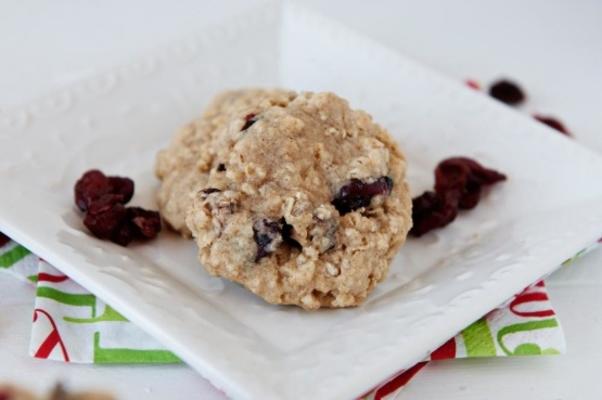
[[127, 207, 162, 239], [465, 79, 481, 90], [0, 232, 10, 247], [108, 176, 134, 203], [74, 169, 162, 246], [458, 177, 482, 210], [411, 157, 506, 236], [410, 191, 459, 237], [435, 157, 506, 194], [0, 390, 11, 400], [488, 79, 526, 105], [74, 170, 111, 211], [241, 113, 258, 131], [533, 114, 571, 136], [74, 170, 134, 211], [332, 176, 393, 215], [86, 194, 126, 215], [111, 222, 137, 246], [83, 203, 127, 239]]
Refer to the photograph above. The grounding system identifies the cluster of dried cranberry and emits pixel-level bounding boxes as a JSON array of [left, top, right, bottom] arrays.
[[74, 170, 161, 246], [469, 79, 571, 136], [410, 157, 506, 237]]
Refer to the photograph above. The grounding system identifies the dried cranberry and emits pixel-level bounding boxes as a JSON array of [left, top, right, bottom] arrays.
[[83, 203, 127, 239], [458, 177, 482, 210], [127, 207, 162, 239], [74, 169, 162, 246], [0, 232, 10, 247], [410, 191, 459, 237], [253, 219, 284, 261], [465, 79, 481, 90], [74, 169, 111, 211], [412, 157, 506, 236], [435, 157, 506, 197], [108, 176, 134, 203], [332, 176, 393, 215], [488, 79, 526, 105], [533, 114, 571, 136], [74, 170, 134, 211], [0, 390, 11, 400], [241, 113, 258, 131], [86, 194, 126, 215], [111, 222, 137, 246]]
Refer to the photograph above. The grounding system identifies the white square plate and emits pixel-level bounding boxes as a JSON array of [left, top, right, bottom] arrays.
[[1, 2, 602, 399]]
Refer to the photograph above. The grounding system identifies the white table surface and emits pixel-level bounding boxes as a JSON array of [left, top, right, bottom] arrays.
[[1, 1, 601, 399]]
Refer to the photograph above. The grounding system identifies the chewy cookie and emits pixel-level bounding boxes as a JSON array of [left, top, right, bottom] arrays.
[[155, 89, 296, 236], [186, 91, 412, 309]]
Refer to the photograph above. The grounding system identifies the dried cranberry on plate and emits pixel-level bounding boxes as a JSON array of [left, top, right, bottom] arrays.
[[74, 170, 133, 212], [74, 169, 160, 246], [410, 157, 506, 237]]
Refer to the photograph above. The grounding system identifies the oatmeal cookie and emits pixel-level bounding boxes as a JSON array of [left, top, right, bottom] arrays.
[[186, 91, 412, 309]]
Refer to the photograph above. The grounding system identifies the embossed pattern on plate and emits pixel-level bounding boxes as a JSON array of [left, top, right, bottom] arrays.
[[1, 2, 602, 399]]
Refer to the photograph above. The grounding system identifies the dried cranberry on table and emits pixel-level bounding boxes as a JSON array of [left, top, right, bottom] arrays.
[[410, 157, 506, 237], [488, 79, 526, 105], [533, 114, 571, 136], [74, 169, 161, 246]]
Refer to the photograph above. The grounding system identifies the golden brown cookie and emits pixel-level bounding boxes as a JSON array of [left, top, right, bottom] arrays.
[[187, 91, 412, 309]]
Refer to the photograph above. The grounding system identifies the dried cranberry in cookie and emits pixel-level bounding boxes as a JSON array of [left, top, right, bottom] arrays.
[[186, 91, 412, 310], [332, 176, 393, 215]]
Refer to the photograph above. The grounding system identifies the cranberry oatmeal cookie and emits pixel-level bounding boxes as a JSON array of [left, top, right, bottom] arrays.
[[155, 89, 296, 236], [187, 91, 412, 309]]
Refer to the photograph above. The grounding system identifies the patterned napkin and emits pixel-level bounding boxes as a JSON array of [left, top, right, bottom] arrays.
[[3, 233, 595, 398]]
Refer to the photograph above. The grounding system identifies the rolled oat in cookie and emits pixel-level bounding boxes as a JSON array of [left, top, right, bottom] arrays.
[[155, 89, 297, 236], [186, 91, 412, 309]]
